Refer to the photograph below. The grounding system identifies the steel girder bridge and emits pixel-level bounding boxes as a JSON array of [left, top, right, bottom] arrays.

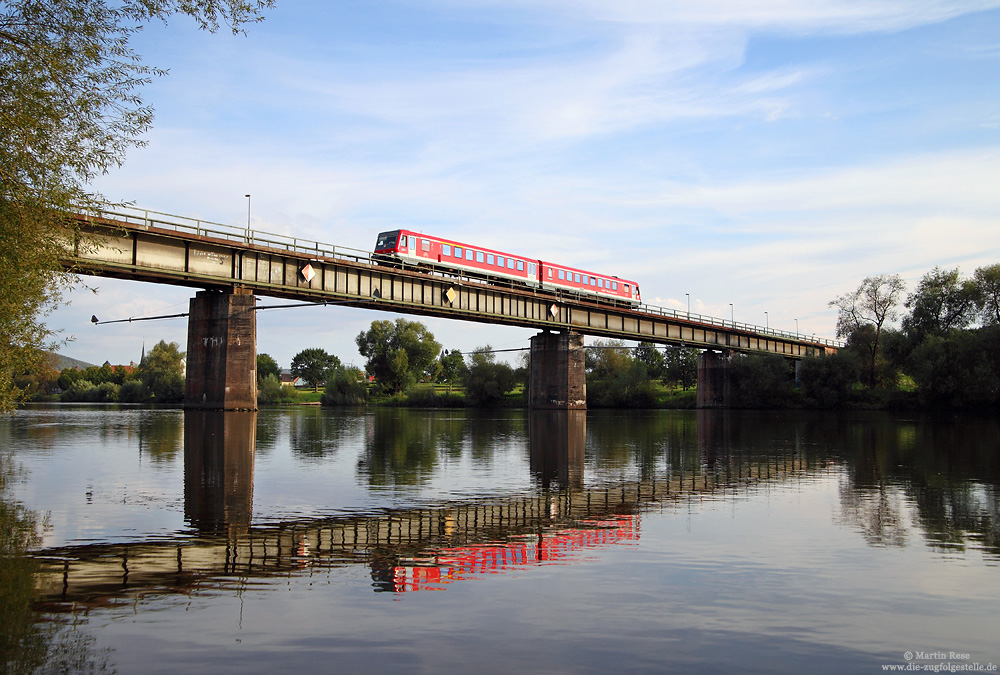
[[62, 207, 839, 409]]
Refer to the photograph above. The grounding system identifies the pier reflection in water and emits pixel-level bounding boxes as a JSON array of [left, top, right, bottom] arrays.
[[183, 411, 255, 535], [529, 409, 585, 490], [7, 406, 998, 673]]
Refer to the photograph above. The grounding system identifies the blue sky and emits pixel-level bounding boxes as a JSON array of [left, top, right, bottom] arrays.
[[55, 0, 1000, 369]]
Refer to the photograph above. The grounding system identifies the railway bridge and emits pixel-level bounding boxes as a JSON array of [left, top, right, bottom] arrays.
[[63, 208, 840, 409]]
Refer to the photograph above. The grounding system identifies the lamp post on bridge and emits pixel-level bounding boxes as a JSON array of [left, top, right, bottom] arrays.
[[765, 311, 769, 333], [686, 293, 690, 319], [245, 194, 251, 241], [729, 303, 734, 325], [795, 318, 799, 335]]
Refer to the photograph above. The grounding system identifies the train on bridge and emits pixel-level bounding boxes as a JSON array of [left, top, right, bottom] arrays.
[[374, 229, 641, 305]]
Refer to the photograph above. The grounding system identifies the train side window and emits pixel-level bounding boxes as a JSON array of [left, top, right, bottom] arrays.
[[589, 277, 595, 286], [508, 258, 515, 270], [612, 281, 618, 291], [598, 278, 604, 288], [624, 284, 631, 295], [401, 236, 407, 248], [517, 260, 524, 271], [548, 269, 553, 278], [443, 244, 452, 256], [466, 249, 474, 261], [487, 254, 495, 265], [574, 273, 580, 283], [528, 263, 536, 275], [497, 255, 505, 268], [476, 251, 484, 263], [455, 247, 463, 258]]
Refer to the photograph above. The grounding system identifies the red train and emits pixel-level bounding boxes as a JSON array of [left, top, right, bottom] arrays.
[[374, 229, 641, 305]]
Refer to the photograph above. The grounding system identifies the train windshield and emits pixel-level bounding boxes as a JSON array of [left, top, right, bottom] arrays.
[[375, 231, 399, 250]]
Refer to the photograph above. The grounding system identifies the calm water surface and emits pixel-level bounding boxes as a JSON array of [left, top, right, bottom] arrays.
[[1, 405, 998, 673]]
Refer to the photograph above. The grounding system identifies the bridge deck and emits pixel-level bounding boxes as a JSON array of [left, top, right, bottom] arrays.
[[64, 208, 839, 356]]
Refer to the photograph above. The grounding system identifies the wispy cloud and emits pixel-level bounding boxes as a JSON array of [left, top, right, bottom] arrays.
[[73, 0, 1000, 365]]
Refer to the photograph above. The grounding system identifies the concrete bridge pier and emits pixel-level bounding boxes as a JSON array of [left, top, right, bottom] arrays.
[[185, 288, 257, 410], [529, 330, 586, 409], [696, 349, 733, 408]]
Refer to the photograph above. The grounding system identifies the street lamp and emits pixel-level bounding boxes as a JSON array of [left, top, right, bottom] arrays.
[[685, 293, 690, 318], [765, 311, 769, 332], [795, 318, 799, 335], [245, 194, 251, 239], [729, 303, 734, 325]]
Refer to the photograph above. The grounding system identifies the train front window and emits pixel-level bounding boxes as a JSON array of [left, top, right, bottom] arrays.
[[375, 231, 399, 250]]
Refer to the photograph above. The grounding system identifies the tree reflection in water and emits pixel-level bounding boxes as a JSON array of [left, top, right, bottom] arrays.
[[834, 414, 1000, 555], [0, 447, 110, 674]]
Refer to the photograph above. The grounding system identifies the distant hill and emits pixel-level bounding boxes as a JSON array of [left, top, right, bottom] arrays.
[[47, 352, 96, 371]]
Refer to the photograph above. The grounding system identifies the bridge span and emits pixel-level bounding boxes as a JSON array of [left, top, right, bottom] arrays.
[[63, 207, 839, 409]]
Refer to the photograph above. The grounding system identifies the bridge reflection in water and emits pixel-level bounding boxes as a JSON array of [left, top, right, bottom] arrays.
[[33, 410, 815, 605]]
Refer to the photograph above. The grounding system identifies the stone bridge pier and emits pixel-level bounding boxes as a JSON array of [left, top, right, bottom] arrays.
[[696, 349, 733, 409], [529, 330, 587, 409], [185, 288, 258, 410]]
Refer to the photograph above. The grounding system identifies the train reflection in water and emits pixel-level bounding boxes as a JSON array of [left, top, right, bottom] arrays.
[[388, 515, 639, 593]]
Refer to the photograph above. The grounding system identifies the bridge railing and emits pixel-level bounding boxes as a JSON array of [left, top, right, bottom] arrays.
[[94, 205, 374, 264], [633, 304, 843, 348], [89, 206, 844, 349]]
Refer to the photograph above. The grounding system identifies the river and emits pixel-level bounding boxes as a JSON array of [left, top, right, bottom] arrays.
[[1, 405, 997, 673]]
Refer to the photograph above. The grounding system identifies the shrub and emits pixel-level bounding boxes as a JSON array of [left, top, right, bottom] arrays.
[[321, 369, 369, 406], [730, 353, 796, 408], [401, 387, 464, 408], [588, 365, 659, 408], [798, 351, 862, 408], [258, 373, 293, 405], [147, 372, 184, 403], [60, 379, 119, 402], [463, 349, 516, 407], [118, 379, 146, 402]]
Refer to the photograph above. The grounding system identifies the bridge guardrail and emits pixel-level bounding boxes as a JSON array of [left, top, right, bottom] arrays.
[[87, 205, 844, 349], [633, 304, 843, 348], [92, 206, 375, 265]]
